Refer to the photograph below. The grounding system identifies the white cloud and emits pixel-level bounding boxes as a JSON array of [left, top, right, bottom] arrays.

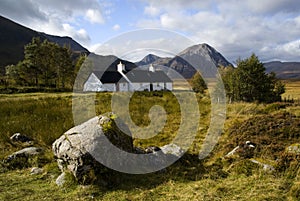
[[86, 9, 104, 24], [0, 0, 105, 47], [92, 29, 194, 61], [113, 24, 121, 31], [137, 0, 300, 62], [144, 5, 160, 16]]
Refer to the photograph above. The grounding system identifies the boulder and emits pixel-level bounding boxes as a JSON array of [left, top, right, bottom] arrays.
[[52, 113, 134, 184]]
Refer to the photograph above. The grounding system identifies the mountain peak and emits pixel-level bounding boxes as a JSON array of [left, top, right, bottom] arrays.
[[136, 54, 162, 66], [179, 43, 232, 68]]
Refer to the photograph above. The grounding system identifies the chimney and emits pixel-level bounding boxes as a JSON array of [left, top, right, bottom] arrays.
[[149, 64, 155, 72], [117, 61, 125, 72]]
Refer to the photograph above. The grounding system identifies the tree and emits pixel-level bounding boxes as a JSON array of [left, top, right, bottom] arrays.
[[222, 54, 285, 103], [190, 72, 207, 93], [7, 37, 74, 89], [23, 37, 43, 86]]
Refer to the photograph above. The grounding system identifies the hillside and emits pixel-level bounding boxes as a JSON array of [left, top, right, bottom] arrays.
[[136, 44, 232, 78], [264, 61, 300, 79], [0, 15, 89, 74]]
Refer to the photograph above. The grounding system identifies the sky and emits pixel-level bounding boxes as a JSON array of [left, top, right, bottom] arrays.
[[1, 0, 300, 63]]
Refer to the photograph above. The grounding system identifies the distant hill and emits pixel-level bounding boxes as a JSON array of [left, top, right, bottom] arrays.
[[0, 15, 89, 74], [136, 54, 162, 66], [264, 61, 300, 79], [136, 44, 232, 78], [87, 53, 137, 72]]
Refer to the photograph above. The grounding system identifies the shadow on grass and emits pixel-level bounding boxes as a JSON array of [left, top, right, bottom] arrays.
[[92, 153, 207, 191]]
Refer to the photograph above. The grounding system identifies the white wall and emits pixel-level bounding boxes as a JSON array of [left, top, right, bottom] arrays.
[[83, 73, 103, 91], [131, 83, 150, 91], [166, 82, 173, 91], [153, 82, 165, 91], [102, 84, 116, 92], [83, 73, 173, 92], [118, 82, 129, 91]]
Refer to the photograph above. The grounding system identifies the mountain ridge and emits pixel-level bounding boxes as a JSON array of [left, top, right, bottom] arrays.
[[264, 61, 300, 79], [136, 43, 233, 78], [0, 15, 89, 74], [1, 15, 300, 80]]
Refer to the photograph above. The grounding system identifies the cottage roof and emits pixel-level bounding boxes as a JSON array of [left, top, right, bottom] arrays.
[[123, 70, 172, 83], [92, 70, 172, 84], [92, 71, 127, 84]]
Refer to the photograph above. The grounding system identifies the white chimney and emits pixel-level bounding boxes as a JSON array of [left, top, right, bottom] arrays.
[[149, 64, 155, 72], [117, 61, 125, 72]]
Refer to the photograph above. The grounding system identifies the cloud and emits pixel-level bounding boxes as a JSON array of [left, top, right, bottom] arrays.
[[137, 0, 300, 62], [86, 9, 104, 24], [62, 24, 91, 45], [0, 0, 47, 23], [113, 24, 121, 31], [0, 0, 105, 47], [92, 29, 194, 61], [144, 5, 160, 16]]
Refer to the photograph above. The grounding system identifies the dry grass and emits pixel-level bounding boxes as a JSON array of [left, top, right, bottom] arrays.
[[282, 80, 300, 101], [0, 90, 299, 200]]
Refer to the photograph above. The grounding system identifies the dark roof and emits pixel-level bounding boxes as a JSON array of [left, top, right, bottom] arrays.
[[92, 71, 127, 84], [148, 71, 172, 82], [125, 70, 172, 83], [92, 70, 172, 84]]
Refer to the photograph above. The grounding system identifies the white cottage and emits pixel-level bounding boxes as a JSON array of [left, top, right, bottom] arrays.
[[83, 62, 173, 92]]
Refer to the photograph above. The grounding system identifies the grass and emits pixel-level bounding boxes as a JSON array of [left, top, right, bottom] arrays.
[[0, 166, 294, 201], [282, 80, 300, 101], [0, 81, 299, 200]]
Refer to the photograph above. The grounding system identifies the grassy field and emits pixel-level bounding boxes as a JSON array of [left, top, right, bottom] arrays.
[[282, 80, 300, 101], [0, 81, 299, 200]]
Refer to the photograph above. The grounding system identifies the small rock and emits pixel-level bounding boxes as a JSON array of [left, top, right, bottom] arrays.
[[250, 159, 275, 172], [5, 147, 43, 163], [286, 144, 300, 155], [56, 172, 67, 187], [160, 143, 184, 157], [225, 146, 240, 158], [224, 141, 256, 159], [145, 146, 161, 154], [134, 147, 146, 154], [30, 167, 43, 175], [10, 133, 33, 143]]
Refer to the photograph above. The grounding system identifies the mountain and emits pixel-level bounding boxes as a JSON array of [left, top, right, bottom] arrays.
[[0, 15, 89, 74], [264, 61, 300, 79], [87, 53, 137, 72], [136, 54, 162, 66], [136, 44, 232, 78]]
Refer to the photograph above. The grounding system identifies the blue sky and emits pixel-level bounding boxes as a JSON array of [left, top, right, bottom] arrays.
[[1, 0, 300, 63]]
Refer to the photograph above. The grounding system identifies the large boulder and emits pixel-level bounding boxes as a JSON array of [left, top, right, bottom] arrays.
[[52, 113, 134, 184]]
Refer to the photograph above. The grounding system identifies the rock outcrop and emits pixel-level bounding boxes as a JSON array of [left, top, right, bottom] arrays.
[[52, 113, 134, 183]]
